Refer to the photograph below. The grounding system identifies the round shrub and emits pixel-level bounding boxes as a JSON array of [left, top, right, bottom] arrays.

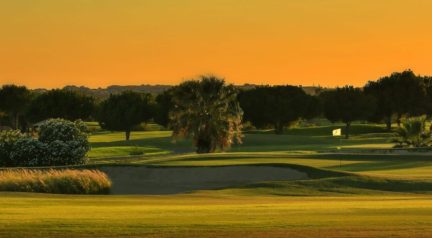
[[0, 130, 25, 166], [0, 119, 90, 167], [39, 119, 90, 166], [39, 119, 88, 144], [47, 140, 88, 165], [9, 138, 47, 166]]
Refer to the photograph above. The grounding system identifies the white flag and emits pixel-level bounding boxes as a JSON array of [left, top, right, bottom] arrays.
[[332, 128, 341, 136]]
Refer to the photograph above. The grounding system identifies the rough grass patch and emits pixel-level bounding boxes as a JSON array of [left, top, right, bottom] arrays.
[[0, 169, 111, 194]]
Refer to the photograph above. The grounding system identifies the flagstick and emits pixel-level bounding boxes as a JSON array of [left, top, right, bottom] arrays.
[[340, 130, 344, 168], [339, 136, 341, 168], [340, 136, 342, 168], [332, 128, 342, 169]]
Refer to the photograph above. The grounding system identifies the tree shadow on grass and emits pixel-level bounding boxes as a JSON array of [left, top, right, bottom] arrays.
[[307, 153, 432, 162], [91, 136, 194, 154]]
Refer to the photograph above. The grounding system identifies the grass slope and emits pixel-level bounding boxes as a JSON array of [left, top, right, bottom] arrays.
[[90, 151, 432, 180], [232, 175, 432, 196]]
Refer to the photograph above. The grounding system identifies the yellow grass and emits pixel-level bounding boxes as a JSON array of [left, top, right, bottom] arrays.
[[1, 193, 432, 237], [0, 169, 111, 194]]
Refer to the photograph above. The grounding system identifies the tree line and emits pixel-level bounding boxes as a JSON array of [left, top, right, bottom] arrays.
[[1, 70, 432, 152]]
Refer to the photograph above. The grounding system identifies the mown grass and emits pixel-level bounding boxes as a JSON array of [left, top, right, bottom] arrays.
[[87, 123, 395, 158], [91, 151, 432, 180], [246, 123, 389, 136], [0, 169, 111, 194], [2, 123, 431, 237], [1, 193, 432, 237], [230, 175, 432, 196], [88, 131, 192, 158], [77, 123, 429, 183]]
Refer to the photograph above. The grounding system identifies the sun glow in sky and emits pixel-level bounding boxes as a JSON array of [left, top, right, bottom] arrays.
[[1, 0, 432, 88]]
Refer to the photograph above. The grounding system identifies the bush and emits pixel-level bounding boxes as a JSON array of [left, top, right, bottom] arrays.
[[0, 130, 25, 166], [0, 119, 90, 167], [39, 119, 88, 143], [9, 138, 47, 166], [0, 169, 111, 194], [39, 119, 90, 165]]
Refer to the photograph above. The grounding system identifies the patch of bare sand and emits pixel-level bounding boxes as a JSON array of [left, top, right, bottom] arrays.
[[100, 166, 308, 195]]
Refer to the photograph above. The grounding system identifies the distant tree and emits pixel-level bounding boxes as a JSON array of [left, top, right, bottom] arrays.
[[303, 95, 321, 119], [239, 85, 320, 134], [97, 91, 154, 141], [0, 112, 7, 128], [363, 79, 393, 130], [364, 70, 427, 130], [27, 89, 95, 123], [422, 76, 432, 116], [321, 86, 376, 139], [154, 89, 174, 128], [170, 76, 243, 153], [0, 85, 31, 130]]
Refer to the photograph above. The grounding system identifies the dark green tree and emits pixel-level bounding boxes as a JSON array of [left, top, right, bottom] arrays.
[[321, 86, 376, 139], [0, 85, 31, 130], [154, 88, 174, 128], [97, 91, 154, 141], [422, 76, 432, 116], [239, 85, 320, 134], [170, 76, 243, 153], [364, 70, 427, 130], [27, 89, 95, 123]]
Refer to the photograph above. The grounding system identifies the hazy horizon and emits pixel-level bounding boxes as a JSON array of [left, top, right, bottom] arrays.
[[12, 83, 332, 90]]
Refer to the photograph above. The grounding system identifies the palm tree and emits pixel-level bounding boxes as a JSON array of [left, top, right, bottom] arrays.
[[393, 116, 430, 148], [170, 76, 243, 153]]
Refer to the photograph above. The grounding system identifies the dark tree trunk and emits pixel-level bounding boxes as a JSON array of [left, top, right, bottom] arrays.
[[274, 122, 284, 135], [14, 114, 19, 130], [196, 137, 212, 153], [125, 130, 131, 141], [345, 122, 351, 139], [396, 114, 402, 127], [385, 116, 392, 131]]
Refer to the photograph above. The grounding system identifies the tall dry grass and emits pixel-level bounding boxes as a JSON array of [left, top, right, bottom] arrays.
[[0, 169, 111, 194]]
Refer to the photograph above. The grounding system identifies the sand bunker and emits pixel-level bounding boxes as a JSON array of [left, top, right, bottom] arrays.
[[100, 165, 309, 195]]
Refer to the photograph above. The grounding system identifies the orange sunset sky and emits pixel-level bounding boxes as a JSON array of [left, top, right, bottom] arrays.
[[1, 0, 432, 89]]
